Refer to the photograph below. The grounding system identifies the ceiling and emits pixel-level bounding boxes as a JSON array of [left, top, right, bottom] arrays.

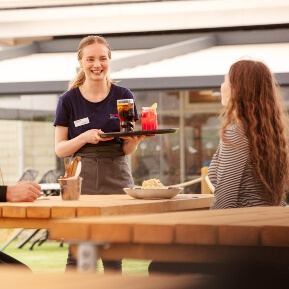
[[0, 0, 289, 43], [0, 0, 288, 94]]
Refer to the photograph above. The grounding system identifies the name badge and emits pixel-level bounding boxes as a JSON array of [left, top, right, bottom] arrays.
[[74, 117, 89, 127]]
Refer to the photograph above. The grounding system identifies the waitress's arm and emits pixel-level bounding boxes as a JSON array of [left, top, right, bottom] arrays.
[[121, 135, 153, 155], [121, 136, 143, 155], [55, 126, 87, 157], [55, 126, 112, 158]]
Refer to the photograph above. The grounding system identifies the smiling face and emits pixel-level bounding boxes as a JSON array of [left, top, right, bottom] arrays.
[[78, 42, 110, 83], [221, 74, 231, 107]]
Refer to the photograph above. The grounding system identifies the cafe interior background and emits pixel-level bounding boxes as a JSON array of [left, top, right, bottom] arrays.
[[0, 0, 288, 193]]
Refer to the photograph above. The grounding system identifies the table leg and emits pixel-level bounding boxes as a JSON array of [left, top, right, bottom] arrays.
[[77, 242, 98, 272]]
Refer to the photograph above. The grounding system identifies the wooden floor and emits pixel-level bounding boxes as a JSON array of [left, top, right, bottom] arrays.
[[0, 268, 205, 289]]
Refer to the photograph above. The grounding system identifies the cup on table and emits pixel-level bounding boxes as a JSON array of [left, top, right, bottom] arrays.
[[141, 107, 158, 130], [58, 177, 82, 200], [117, 99, 135, 132]]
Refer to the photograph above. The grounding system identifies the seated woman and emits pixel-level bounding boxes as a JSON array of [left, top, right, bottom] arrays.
[[149, 58, 289, 275], [209, 59, 289, 209]]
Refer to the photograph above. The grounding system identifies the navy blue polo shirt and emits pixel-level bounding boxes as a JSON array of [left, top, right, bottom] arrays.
[[54, 84, 139, 144]]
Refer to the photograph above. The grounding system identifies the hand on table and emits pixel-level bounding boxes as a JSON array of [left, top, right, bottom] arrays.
[[6, 181, 42, 202]]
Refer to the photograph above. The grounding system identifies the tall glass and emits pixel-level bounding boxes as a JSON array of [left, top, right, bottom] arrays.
[[141, 107, 158, 130], [117, 99, 135, 132]]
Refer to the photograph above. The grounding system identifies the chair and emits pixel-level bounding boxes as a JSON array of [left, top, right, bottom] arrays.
[[201, 166, 215, 193], [1, 168, 63, 251], [18, 167, 39, 181], [39, 169, 62, 183], [0, 168, 39, 251], [17, 169, 63, 250], [39, 169, 62, 196], [16, 169, 62, 250], [168, 166, 214, 194]]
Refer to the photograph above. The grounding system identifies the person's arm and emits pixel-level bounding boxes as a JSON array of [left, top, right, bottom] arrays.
[[2, 181, 41, 202], [55, 126, 113, 158], [121, 136, 144, 155], [120, 135, 154, 155], [210, 126, 250, 209], [0, 186, 7, 202]]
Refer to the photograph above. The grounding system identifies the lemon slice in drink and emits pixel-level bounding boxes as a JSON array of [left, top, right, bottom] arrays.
[[151, 103, 157, 110]]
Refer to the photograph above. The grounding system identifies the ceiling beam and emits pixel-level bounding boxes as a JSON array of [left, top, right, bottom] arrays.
[[1, 73, 288, 95]]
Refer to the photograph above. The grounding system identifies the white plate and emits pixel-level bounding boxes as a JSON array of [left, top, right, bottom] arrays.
[[123, 187, 183, 199]]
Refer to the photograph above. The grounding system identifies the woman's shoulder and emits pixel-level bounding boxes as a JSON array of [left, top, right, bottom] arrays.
[[225, 124, 245, 135], [59, 88, 79, 101], [111, 84, 133, 97], [224, 124, 248, 144]]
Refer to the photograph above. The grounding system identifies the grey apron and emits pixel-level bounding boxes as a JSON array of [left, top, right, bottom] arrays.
[[74, 143, 134, 195]]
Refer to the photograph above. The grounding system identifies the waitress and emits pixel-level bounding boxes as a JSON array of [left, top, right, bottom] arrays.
[[54, 35, 147, 272]]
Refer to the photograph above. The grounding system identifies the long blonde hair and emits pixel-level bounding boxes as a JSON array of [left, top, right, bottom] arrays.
[[220, 59, 289, 205], [68, 35, 116, 90]]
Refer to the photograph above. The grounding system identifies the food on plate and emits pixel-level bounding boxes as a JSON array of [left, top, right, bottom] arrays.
[[141, 178, 165, 189]]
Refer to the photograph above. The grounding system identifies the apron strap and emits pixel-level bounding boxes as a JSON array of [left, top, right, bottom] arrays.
[[75, 143, 124, 158]]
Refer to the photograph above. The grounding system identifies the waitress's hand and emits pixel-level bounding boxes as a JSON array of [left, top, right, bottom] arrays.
[[120, 135, 154, 143], [120, 135, 154, 155], [84, 129, 113, 144], [120, 135, 145, 143]]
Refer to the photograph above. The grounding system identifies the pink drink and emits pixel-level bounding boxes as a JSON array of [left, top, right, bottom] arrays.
[[141, 107, 158, 130]]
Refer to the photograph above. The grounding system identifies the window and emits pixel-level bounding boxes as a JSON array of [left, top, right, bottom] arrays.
[[132, 89, 221, 192]]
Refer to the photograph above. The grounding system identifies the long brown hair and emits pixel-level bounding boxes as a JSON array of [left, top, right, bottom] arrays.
[[220, 59, 289, 205], [68, 35, 116, 90]]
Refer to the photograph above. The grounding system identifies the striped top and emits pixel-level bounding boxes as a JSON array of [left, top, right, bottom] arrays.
[[208, 124, 285, 209]]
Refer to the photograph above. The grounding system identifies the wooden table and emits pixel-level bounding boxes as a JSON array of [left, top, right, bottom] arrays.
[[0, 193, 213, 269], [49, 206, 289, 276], [0, 194, 213, 229]]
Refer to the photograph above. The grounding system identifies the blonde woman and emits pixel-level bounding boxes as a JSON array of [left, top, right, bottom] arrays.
[[54, 35, 146, 272]]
